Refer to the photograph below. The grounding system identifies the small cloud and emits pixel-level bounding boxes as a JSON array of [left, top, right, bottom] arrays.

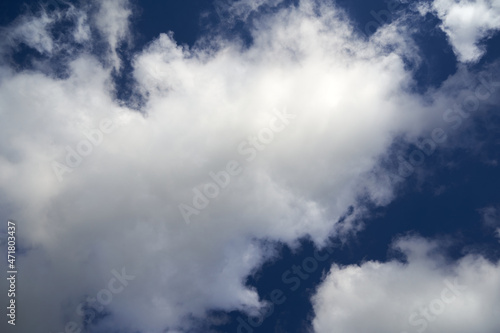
[[433, 185, 447, 196], [428, 0, 500, 62], [479, 205, 500, 241], [479, 205, 499, 228]]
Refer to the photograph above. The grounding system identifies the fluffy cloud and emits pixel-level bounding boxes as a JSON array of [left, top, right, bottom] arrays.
[[423, 0, 500, 62], [0, 0, 495, 332], [312, 236, 500, 333]]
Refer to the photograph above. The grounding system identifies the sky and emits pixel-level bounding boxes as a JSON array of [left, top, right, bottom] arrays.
[[0, 0, 499, 333]]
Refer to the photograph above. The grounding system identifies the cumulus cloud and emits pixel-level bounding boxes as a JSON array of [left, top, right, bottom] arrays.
[[423, 0, 500, 62], [312, 236, 500, 333], [0, 0, 497, 332]]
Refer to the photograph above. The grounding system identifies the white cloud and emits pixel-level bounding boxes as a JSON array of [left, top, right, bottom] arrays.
[[0, 0, 497, 332], [0, 0, 129, 69], [0, 10, 56, 55], [92, 0, 132, 68], [425, 0, 500, 62], [312, 236, 500, 333]]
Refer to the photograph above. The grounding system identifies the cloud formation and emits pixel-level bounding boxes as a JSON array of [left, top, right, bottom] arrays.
[[0, 0, 498, 332], [423, 0, 500, 62], [312, 236, 500, 333]]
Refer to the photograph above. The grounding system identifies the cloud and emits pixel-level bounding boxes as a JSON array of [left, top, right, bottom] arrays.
[[312, 236, 500, 333], [0, 8, 56, 55], [213, 0, 285, 25], [480, 205, 500, 240], [92, 0, 133, 68], [481, 205, 498, 226], [422, 0, 500, 62], [0, 0, 498, 332], [0, 0, 130, 70]]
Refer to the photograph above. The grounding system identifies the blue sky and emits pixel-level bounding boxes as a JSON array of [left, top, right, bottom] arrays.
[[0, 1, 500, 333]]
